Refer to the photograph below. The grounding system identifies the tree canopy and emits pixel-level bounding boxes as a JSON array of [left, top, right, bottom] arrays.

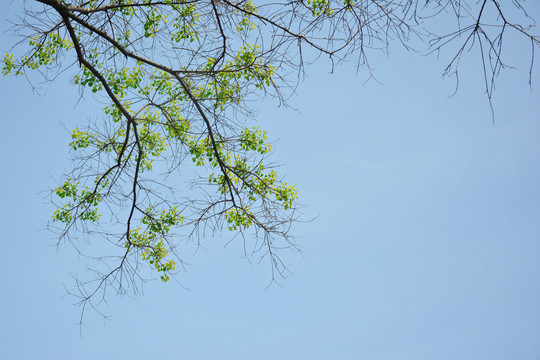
[[3, 0, 539, 314]]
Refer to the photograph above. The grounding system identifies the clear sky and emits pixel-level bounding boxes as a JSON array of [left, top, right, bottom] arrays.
[[1, 2, 540, 359]]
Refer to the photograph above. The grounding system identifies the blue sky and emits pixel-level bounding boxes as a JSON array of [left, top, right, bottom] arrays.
[[1, 2, 540, 359]]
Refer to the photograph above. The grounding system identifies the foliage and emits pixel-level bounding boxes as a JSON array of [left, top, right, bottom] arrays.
[[2, 0, 539, 315]]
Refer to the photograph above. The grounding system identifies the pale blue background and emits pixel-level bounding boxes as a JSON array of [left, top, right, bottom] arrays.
[[1, 2, 540, 359]]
